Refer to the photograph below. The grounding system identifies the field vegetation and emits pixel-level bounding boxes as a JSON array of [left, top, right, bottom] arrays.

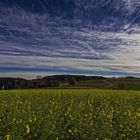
[[0, 89, 140, 140]]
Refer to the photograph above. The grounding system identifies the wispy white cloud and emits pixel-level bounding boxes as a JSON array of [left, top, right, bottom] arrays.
[[0, 3, 140, 77]]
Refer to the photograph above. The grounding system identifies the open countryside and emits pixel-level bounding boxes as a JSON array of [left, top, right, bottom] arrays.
[[0, 89, 140, 140]]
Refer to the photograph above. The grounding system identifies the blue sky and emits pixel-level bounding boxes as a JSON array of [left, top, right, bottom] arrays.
[[0, 0, 140, 78]]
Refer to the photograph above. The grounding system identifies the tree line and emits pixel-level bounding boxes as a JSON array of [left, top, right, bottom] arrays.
[[0, 75, 140, 90]]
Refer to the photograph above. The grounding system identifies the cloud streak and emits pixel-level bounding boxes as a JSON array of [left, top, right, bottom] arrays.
[[0, 0, 140, 77]]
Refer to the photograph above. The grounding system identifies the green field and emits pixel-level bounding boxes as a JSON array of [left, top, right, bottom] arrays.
[[0, 89, 140, 140]]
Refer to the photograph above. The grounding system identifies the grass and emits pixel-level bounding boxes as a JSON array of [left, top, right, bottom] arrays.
[[0, 89, 140, 140], [73, 79, 140, 90]]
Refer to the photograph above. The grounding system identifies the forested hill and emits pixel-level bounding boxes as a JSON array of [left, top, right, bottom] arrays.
[[0, 75, 140, 90]]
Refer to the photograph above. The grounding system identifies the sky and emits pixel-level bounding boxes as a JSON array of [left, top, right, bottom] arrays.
[[0, 0, 140, 78]]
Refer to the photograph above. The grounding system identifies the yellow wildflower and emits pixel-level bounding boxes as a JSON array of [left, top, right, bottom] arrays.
[[128, 110, 131, 116], [136, 112, 140, 117], [5, 134, 10, 140], [25, 124, 30, 134]]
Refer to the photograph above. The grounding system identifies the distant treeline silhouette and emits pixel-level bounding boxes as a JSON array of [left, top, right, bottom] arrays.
[[0, 75, 140, 90]]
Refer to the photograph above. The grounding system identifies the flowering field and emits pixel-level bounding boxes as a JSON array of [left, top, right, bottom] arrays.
[[0, 89, 140, 140]]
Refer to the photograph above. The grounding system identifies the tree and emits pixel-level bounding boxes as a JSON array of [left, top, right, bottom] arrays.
[[68, 76, 76, 86]]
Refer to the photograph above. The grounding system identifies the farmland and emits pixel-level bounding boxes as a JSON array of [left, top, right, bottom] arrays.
[[1, 75, 140, 90], [0, 89, 140, 140]]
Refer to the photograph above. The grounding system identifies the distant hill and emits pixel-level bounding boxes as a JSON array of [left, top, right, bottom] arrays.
[[0, 75, 140, 90]]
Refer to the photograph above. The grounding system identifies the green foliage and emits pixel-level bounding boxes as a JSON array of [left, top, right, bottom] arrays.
[[68, 76, 76, 86], [118, 82, 125, 90], [1, 76, 140, 90], [0, 89, 140, 140]]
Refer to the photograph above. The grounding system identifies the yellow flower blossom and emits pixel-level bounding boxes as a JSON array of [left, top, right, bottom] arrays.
[[128, 110, 131, 116], [5, 134, 10, 140], [25, 124, 30, 134], [136, 112, 140, 117]]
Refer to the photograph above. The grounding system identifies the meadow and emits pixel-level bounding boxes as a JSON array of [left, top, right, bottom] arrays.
[[0, 89, 140, 140]]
